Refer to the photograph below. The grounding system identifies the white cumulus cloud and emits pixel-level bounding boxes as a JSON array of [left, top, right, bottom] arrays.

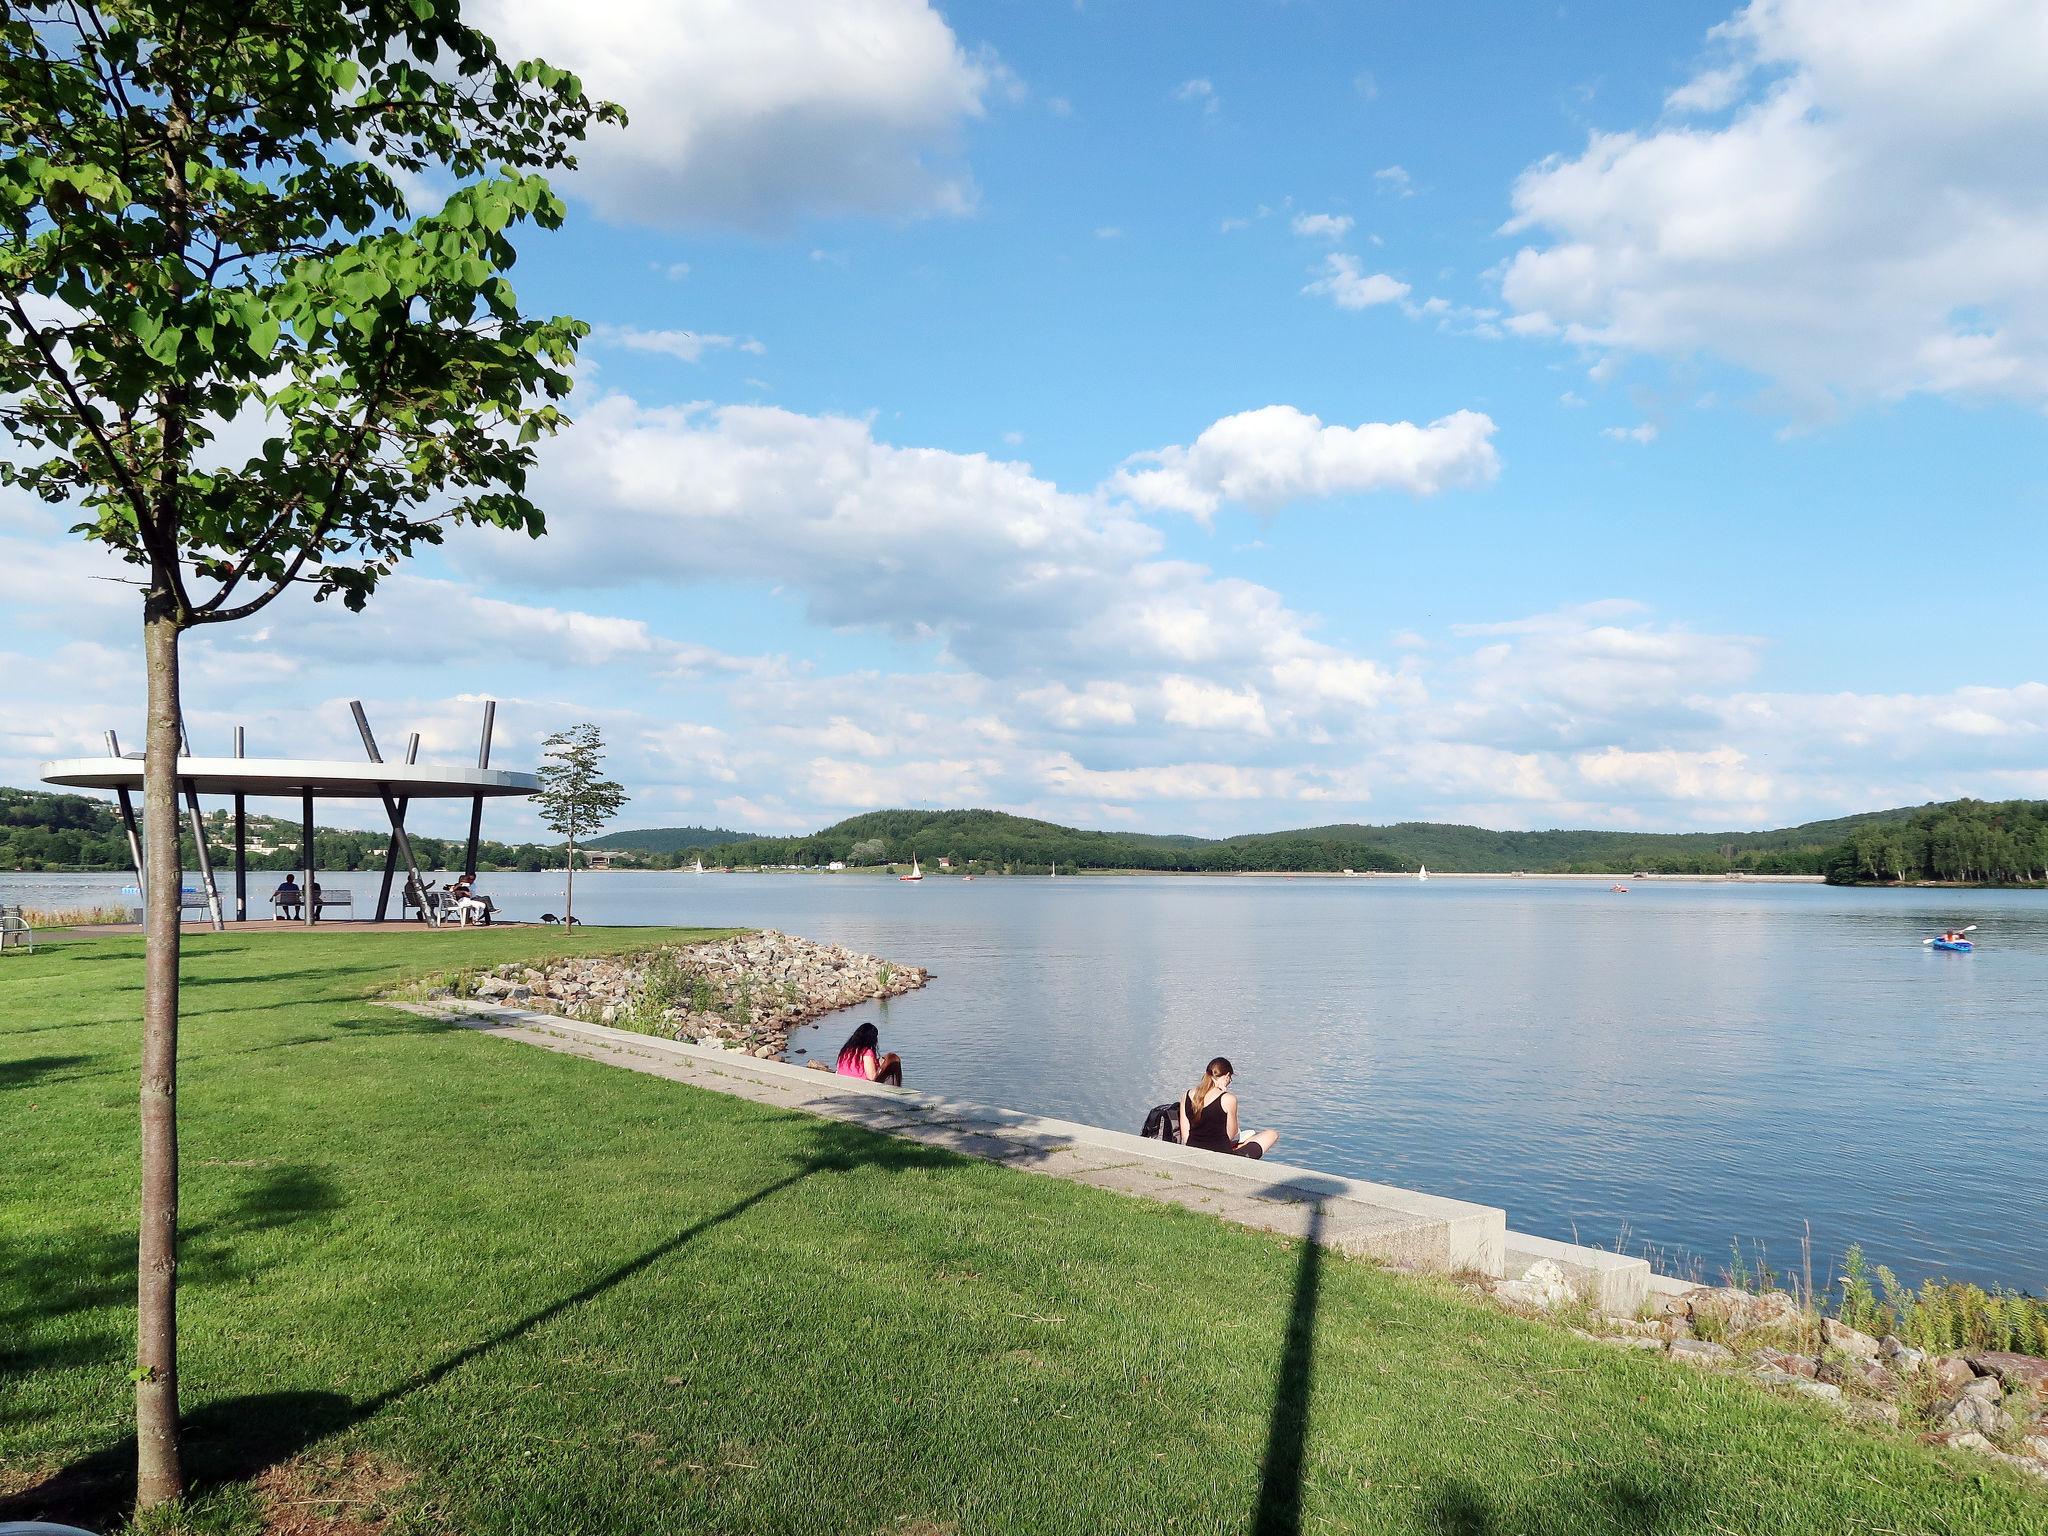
[[1303, 253, 1412, 311], [1500, 0, 2048, 412], [1110, 405, 1500, 519], [1292, 212, 1355, 240], [475, 0, 995, 231]]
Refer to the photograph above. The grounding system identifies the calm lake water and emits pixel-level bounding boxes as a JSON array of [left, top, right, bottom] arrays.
[[10, 869, 2045, 1293]]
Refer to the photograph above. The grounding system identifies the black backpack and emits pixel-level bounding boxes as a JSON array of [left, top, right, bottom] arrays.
[[1139, 1099, 1183, 1141]]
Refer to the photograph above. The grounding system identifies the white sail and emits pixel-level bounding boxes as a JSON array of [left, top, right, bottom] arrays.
[[1417, 863, 1429, 881]]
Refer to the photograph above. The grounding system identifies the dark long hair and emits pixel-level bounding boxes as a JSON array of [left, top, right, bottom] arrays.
[[837, 1021, 880, 1071]]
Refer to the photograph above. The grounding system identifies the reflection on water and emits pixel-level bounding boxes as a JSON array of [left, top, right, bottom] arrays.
[[9, 868, 2044, 1290]]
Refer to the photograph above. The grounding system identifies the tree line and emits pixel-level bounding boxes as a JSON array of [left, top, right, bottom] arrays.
[[0, 787, 579, 873], [1822, 799, 2048, 885]]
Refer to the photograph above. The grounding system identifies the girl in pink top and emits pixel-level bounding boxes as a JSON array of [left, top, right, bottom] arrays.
[[835, 1022, 903, 1085]]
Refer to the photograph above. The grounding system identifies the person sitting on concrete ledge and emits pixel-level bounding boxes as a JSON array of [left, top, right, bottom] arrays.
[[270, 874, 303, 919], [835, 1021, 903, 1086], [1178, 1056, 1279, 1160]]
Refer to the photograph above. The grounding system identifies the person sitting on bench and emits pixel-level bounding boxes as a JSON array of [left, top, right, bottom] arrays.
[[447, 873, 492, 926], [271, 875, 304, 919]]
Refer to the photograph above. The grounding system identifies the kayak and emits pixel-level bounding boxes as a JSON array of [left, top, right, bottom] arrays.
[[1932, 938, 1974, 952]]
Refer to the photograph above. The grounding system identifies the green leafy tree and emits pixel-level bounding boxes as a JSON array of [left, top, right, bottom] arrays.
[[534, 723, 627, 925], [0, 2, 618, 1509]]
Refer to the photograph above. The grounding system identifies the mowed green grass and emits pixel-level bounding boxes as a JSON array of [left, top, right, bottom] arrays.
[[2, 931, 2043, 1535]]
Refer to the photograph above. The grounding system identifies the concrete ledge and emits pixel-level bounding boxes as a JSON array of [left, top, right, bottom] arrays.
[[1504, 1230, 1652, 1317], [424, 1002, 1508, 1276]]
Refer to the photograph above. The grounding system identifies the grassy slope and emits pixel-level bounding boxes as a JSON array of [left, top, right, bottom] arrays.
[[3, 932, 2042, 1536]]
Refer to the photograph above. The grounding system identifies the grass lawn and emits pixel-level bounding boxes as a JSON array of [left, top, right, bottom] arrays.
[[3, 929, 2044, 1535]]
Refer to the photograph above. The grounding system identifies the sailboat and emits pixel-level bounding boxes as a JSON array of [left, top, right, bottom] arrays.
[[691, 855, 705, 874], [900, 854, 923, 882], [1050, 860, 1058, 879], [1417, 863, 1429, 881]]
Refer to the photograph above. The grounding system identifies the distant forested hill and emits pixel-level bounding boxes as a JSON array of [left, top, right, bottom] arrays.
[[597, 803, 1948, 876], [585, 825, 756, 854], [13, 785, 2033, 881]]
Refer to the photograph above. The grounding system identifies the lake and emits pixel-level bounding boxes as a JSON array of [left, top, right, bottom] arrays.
[[9, 868, 2044, 1294]]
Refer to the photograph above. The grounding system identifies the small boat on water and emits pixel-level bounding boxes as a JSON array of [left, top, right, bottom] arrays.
[[1610, 884, 1630, 893], [1931, 937, 1974, 952], [899, 855, 923, 882], [1417, 864, 1429, 882]]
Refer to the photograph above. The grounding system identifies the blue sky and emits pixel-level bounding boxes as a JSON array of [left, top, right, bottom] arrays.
[[6, 0, 2048, 840]]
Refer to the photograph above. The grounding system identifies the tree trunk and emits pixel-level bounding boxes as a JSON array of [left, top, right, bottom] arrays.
[[137, 600, 186, 1508], [564, 828, 576, 926]]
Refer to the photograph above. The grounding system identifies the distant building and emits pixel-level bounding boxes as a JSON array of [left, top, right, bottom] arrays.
[[585, 850, 618, 871], [937, 857, 952, 869], [827, 860, 846, 871]]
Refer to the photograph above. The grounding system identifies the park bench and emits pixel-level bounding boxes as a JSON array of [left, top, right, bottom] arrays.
[[268, 888, 353, 920], [1, 904, 32, 954]]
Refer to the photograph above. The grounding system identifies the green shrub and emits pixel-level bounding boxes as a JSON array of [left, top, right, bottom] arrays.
[[1834, 1245, 2048, 1356]]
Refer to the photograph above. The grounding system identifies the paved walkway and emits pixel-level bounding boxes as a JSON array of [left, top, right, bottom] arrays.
[[402, 1000, 1652, 1310], [410, 1000, 1506, 1273]]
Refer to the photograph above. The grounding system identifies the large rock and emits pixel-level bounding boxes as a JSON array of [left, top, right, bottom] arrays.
[[1495, 1259, 1576, 1311], [1932, 1355, 1978, 1393], [1669, 1339, 1734, 1367], [1755, 1349, 1819, 1380], [1821, 1318, 1882, 1360], [1968, 1352, 2048, 1400], [1943, 1394, 2012, 1438]]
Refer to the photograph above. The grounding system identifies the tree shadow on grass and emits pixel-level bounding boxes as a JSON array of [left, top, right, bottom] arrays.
[[1251, 1194, 1325, 1536], [1, 1168, 344, 1380], [20, 1014, 462, 1086], [0, 1053, 97, 1090], [1422, 1472, 1704, 1535], [3, 1119, 951, 1529]]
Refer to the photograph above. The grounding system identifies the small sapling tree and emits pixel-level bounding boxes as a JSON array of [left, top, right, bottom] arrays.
[[0, 2, 618, 1509], [534, 722, 627, 925]]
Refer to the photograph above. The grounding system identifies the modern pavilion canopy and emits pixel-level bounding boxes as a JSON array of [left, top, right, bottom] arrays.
[[39, 700, 533, 929], [40, 757, 536, 800]]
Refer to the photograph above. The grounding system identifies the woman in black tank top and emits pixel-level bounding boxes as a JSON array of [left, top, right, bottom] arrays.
[[1178, 1056, 1280, 1160]]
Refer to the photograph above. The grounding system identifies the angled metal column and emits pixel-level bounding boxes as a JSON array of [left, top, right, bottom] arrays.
[[463, 700, 495, 879], [372, 731, 420, 921], [379, 791, 435, 927], [105, 730, 144, 903], [232, 726, 247, 922], [182, 784, 225, 931], [178, 724, 224, 931], [354, 701, 437, 926]]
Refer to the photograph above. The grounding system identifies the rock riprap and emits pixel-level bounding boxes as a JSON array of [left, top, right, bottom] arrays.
[[440, 931, 927, 1059], [1487, 1267, 2048, 1481]]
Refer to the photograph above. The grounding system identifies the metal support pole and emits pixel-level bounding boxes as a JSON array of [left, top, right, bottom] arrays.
[[302, 792, 317, 927], [183, 781, 225, 931], [232, 726, 246, 922], [375, 732, 421, 922], [106, 730, 145, 910], [464, 700, 495, 878], [375, 798, 410, 922], [380, 791, 436, 927], [349, 699, 384, 764]]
